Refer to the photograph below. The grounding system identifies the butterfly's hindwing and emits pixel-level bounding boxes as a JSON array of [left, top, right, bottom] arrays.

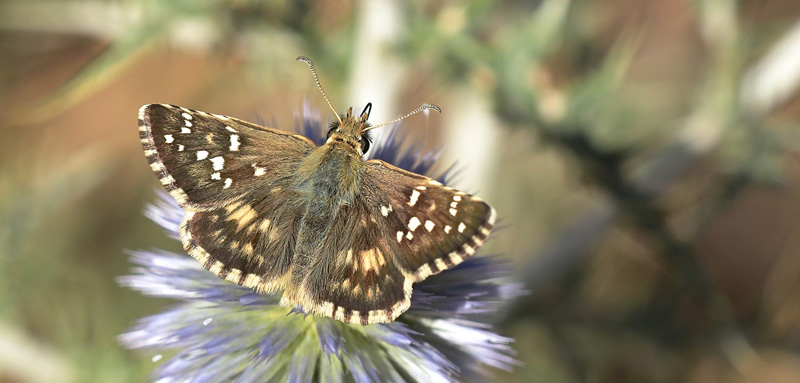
[[363, 160, 496, 281], [295, 199, 411, 325], [139, 104, 315, 210], [180, 187, 306, 293]]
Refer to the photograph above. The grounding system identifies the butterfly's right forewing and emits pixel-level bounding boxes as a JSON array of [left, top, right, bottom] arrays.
[[363, 160, 496, 281]]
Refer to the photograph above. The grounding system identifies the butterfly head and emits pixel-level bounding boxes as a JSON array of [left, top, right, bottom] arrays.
[[326, 103, 373, 155], [297, 56, 440, 157]]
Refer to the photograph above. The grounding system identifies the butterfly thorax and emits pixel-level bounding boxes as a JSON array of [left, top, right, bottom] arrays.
[[295, 109, 370, 204], [295, 141, 364, 205]]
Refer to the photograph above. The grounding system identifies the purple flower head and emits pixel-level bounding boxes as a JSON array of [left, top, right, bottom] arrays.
[[121, 106, 522, 382]]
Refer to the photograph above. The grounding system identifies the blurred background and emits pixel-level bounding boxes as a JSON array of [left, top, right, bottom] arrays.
[[2, 0, 800, 382]]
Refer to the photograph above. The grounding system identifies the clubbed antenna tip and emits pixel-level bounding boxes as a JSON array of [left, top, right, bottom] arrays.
[[364, 104, 442, 132], [297, 56, 342, 124]]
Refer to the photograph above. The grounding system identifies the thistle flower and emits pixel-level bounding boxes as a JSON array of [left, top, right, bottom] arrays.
[[121, 106, 522, 382]]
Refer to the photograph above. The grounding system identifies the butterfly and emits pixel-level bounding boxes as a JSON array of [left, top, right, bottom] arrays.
[[138, 57, 496, 325]]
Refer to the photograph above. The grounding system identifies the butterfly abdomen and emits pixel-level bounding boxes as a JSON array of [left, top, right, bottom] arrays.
[[283, 144, 365, 305]]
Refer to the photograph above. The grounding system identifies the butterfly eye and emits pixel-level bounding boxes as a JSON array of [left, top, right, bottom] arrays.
[[359, 133, 371, 153]]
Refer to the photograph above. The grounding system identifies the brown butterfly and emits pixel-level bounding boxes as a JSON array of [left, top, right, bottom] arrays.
[[138, 57, 495, 325]]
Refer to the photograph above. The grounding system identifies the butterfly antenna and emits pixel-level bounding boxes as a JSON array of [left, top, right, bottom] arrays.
[[297, 56, 342, 124], [363, 103, 441, 132]]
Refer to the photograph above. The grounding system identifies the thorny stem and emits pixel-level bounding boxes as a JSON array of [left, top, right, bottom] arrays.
[[500, 0, 762, 371], [503, 120, 757, 370]]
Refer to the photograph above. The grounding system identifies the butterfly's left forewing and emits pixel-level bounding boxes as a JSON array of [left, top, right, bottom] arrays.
[[139, 104, 315, 210], [140, 104, 316, 294]]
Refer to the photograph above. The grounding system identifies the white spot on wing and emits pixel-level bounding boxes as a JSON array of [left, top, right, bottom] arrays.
[[210, 156, 224, 170], [449, 208, 458, 216], [408, 190, 420, 206], [211, 172, 221, 180], [445, 225, 451, 233], [488, 207, 497, 225], [406, 231, 414, 240], [416, 264, 433, 279], [322, 302, 334, 317], [253, 164, 266, 176], [463, 243, 475, 254], [208, 261, 224, 274], [396, 231, 403, 243], [453, 195, 462, 201], [229, 134, 240, 151], [223, 178, 232, 189], [196, 150, 209, 160], [182, 112, 193, 120], [225, 126, 237, 133], [425, 220, 435, 231], [380, 205, 393, 217], [243, 274, 260, 286], [259, 219, 271, 231], [164, 134, 174, 143], [184, 120, 192, 127], [408, 217, 421, 231], [177, 144, 184, 152], [181, 127, 191, 134], [458, 222, 466, 233]]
